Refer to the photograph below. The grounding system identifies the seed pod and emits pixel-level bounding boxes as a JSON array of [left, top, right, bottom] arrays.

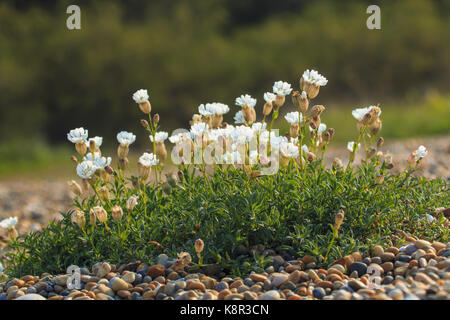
[[369, 118, 382, 136], [75, 142, 87, 156], [299, 91, 309, 114], [274, 95, 285, 108], [289, 124, 299, 138], [195, 239, 204, 254], [138, 163, 151, 181], [303, 82, 320, 99], [111, 206, 123, 222], [155, 142, 167, 161], [211, 113, 223, 129], [118, 157, 129, 171], [67, 180, 83, 197], [89, 208, 96, 225], [263, 102, 273, 116], [105, 165, 114, 175], [138, 100, 151, 114], [306, 152, 316, 162], [98, 186, 110, 202], [309, 105, 325, 118], [89, 139, 96, 153], [367, 147, 377, 159], [242, 106, 256, 124], [117, 144, 129, 159]]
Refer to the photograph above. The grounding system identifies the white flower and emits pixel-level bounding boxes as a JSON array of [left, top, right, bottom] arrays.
[[76, 160, 97, 179], [263, 92, 276, 103], [117, 131, 136, 146], [235, 94, 256, 108], [0, 217, 18, 229], [198, 103, 215, 117], [149, 131, 168, 143], [139, 152, 159, 167], [234, 110, 245, 124], [351, 106, 381, 121], [347, 141, 361, 152], [280, 141, 299, 158], [214, 103, 230, 115], [285, 111, 302, 124], [83, 152, 111, 170], [190, 122, 209, 137], [302, 69, 328, 86], [0, 262, 3, 274], [132, 89, 149, 103], [249, 150, 259, 164], [222, 151, 242, 164], [230, 125, 255, 144], [169, 132, 191, 144], [273, 81, 293, 96], [301, 145, 309, 154], [251, 122, 267, 134], [67, 127, 88, 144], [85, 136, 103, 148], [414, 145, 428, 161], [426, 214, 434, 222], [310, 123, 327, 134]]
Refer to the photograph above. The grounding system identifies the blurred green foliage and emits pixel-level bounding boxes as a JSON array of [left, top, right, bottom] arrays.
[[0, 0, 449, 164]]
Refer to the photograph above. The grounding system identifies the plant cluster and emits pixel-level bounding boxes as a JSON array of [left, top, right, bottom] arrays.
[[1, 69, 448, 277]]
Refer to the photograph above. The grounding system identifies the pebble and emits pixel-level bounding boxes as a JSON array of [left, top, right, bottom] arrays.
[[313, 287, 326, 299], [111, 278, 129, 292], [259, 290, 281, 300], [350, 262, 367, 277]]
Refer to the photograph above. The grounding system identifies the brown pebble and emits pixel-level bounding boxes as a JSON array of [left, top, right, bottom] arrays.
[[302, 255, 317, 265], [385, 247, 399, 255], [250, 274, 267, 282], [186, 280, 206, 292], [381, 262, 394, 272], [118, 290, 131, 299], [48, 295, 63, 300], [147, 264, 165, 278], [218, 289, 231, 300], [351, 252, 363, 262], [230, 279, 244, 289], [316, 280, 333, 289], [287, 294, 302, 300]]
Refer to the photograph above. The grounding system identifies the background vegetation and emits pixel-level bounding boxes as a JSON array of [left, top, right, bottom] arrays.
[[0, 0, 449, 175]]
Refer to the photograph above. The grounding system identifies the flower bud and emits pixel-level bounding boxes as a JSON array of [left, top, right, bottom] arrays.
[[323, 131, 331, 143], [310, 115, 321, 129], [407, 153, 416, 166], [377, 137, 384, 149], [89, 139, 96, 153], [140, 119, 149, 129], [92, 206, 108, 223], [303, 82, 320, 99], [367, 147, 376, 159], [75, 142, 87, 156], [111, 206, 123, 222], [211, 114, 223, 129], [289, 124, 299, 138], [138, 100, 151, 114], [67, 180, 83, 197], [242, 106, 256, 124], [262, 102, 273, 116], [71, 155, 78, 164], [105, 165, 114, 175], [89, 208, 96, 225], [299, 91, 309, 114], [334, 210, 345, 229], [72, 208, 86, 229], [117, 144, 129, 159], [369, 118, 382, 136], [195, 239, 204, 254], [153, 113, 160, 124], [126, 195, 138, 212]]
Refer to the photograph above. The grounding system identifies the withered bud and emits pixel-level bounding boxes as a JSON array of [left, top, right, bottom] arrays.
[[289, 124, 299, 138], [242, 106, 256, 124], [367, 147, 377, 159], [98, 186, 110, 202], [274, 95, 285, 108], [369, 118, 382, 136], [332, 157, 343, 170], [323, 131, 331, 142], [118, 157, 129, 171], [71, 155, 78, 164], [291, 91, 301, 109], [140, 119, 149, 128], [138, 163, 151, 181], [72, 208, 86, 229], [67, 180, 83, 197], [126, 195, 138, 212], [92, 206, 108, 223], [89, 208, 96, 225], [375, 175, 385, 184], [299, 91, 309, 114], [334, 210, 345, 229], [153, 113, 160, 124], [305, 152, 316, 162], [89, 139, 96, 153], [377, 137, 384, 149], [117, 144, 129, 159], [7, 227, 18, 240], [111, 206, 123, 222], [309, 121, 317, 130], [309, 105, 325, 118], [155, 142, 167, 161], [195, 239, 204, 254]]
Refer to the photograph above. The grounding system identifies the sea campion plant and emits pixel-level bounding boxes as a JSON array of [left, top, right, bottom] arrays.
[[2, 69, 449, 277]]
